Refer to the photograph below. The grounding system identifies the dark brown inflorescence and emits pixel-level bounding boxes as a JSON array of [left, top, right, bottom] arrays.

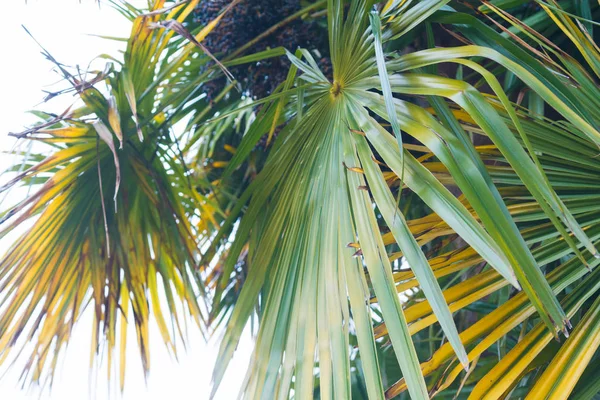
[[193, 0, 330, 101]]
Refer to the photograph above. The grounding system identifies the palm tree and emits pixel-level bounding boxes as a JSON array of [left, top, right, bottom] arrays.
[[2, 0, 600, 398]]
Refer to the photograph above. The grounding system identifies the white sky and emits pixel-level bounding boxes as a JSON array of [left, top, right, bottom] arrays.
[[0, 1, 252, 399]]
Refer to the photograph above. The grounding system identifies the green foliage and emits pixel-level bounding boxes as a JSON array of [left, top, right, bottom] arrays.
[[2, 0, 600, 398]]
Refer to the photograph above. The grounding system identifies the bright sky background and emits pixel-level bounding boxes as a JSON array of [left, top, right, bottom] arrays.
[[0, 1, 252, 399]]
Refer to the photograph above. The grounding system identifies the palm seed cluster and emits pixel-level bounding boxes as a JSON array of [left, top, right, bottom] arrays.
[[192, 0, 330, 101]]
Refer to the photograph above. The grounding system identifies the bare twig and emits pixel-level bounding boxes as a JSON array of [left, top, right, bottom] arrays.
[[20, 24, 112, 111], [9, 108, 72, 138]]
